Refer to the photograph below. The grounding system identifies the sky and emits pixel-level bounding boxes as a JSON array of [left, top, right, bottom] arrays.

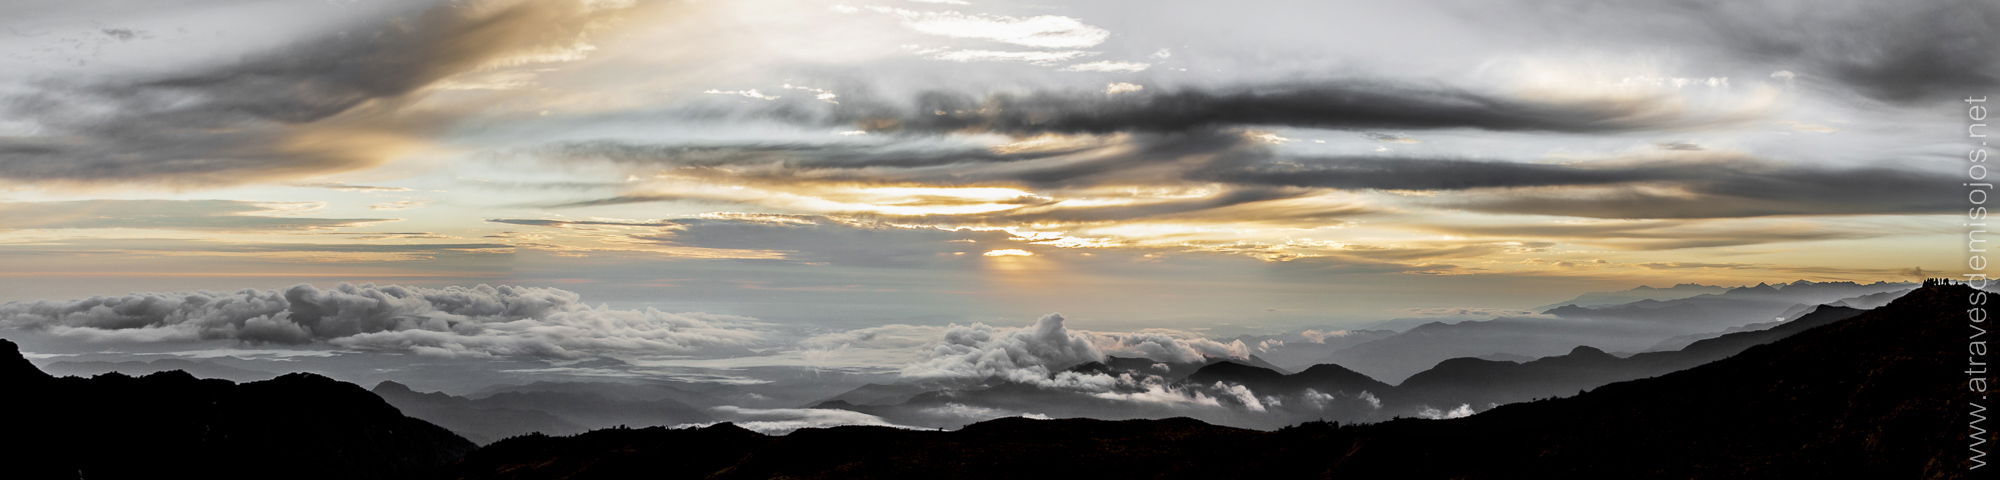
[[0, 0, 1987, 362]]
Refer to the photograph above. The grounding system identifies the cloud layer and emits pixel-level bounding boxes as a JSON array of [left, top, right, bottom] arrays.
[[0, 283, 769, 359]]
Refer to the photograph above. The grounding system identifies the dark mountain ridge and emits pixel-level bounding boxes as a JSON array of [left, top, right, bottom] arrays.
[[1, 339, 474, 480], [372, 380, 715, 445]]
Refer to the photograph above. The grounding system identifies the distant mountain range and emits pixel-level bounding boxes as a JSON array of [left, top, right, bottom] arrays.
[[439, 283, 1990, 479], [1313, 279, 1913, 382], [36, 357, 278, 383], [1533, 282, 1730, 310], [374, 379, 718, 445]]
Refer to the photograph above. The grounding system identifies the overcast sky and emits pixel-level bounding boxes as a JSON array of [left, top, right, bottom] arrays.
[[0, 0, 1986, 345]]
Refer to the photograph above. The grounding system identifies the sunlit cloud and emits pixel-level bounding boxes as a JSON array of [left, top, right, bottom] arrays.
[[867, 6, 1111, 49]]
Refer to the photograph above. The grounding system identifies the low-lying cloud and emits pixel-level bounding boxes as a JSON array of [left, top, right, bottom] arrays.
[[694, 406, 919, 434], [0, 283, 769, 359], [899, 313, 1257, 382]]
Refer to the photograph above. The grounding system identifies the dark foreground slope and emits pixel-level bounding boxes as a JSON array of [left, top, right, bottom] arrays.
[[0, 340, 475, 480], [445, 284, 1989, 479]]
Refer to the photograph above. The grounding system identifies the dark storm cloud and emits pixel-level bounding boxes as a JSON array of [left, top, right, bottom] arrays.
[[847, 82, 1700, 136], [1466, 0, 1999, 105], [0, 199, 388, 231], [0, 0, 621, 185], [1681, 0, 1998, 105], [1194, 155, 1684, 191], [1440, 164, 1955, 219], [544, 129, 1250, 190]]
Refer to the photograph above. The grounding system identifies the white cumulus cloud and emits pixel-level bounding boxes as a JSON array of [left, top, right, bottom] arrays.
[[871, 7, 1110, 49]]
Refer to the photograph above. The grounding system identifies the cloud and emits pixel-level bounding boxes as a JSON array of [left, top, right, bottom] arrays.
[[0, 237, 512, 263], [1417, 403, 1476, 419], [1684, 0, 1998, 105], [536, 117, 1948, 226], [1436, 162, 1955, 219], [1089, 377, 1222, 408], [897, 312, 1259, 395], [368, 200, 427, 211], [1089, 330, 1250, 364], [1450, 0, 1994, 106], [528, 134, 1352, 224], [542, 139, 1095, 171], [924, 49, 1095, 65], [638, 215, 1019, 267], [1296, 329, 1366, 344], [846, 82, 1714, 136], [1303, 388, 1383, 410], [869, 7, 1110, 49], [900, 313, 1105, 382], [487, 218, 678, 228], [0, 283, 770, 359], [1062, 61, 1150, 73], [0, 0, 630, 185], [1202, 152, 1955, 219], [704, 89, 783, 101], [0, 199, 389, 231], [293, 182, 412, 192], [694, 406, 918, 434], [1211, 381, 1267, 412], [1104, 82, 1145, 95], [1421, 219, 1887, 250], [920, 403, 1047, 421]]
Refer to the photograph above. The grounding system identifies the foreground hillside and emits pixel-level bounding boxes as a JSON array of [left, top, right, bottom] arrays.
[[0, 339, 474, 480], [443, 283, 1990, 479]]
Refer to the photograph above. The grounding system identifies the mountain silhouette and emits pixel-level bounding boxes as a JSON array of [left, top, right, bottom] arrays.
[[1, 338, 474, 480], [375, 380, 716, 445], [1533, 282, 1729, 310], [441, 282, 1990, 479], [39, 357, 276, 382]]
